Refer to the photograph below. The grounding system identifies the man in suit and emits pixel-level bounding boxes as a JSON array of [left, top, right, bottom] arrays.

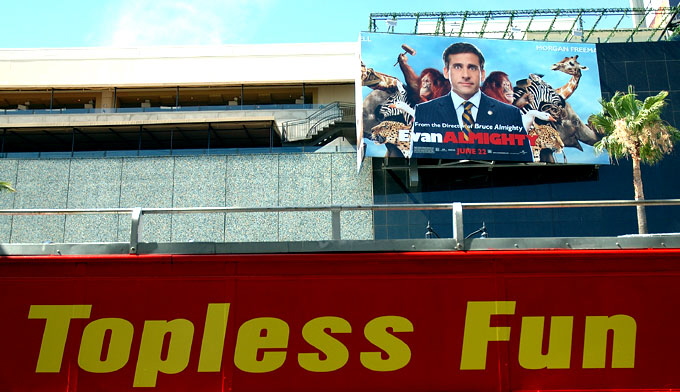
[[411, 42, 533, 162]]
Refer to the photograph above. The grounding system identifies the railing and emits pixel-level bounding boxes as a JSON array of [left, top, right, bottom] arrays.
[[0, 199, 679, 254], [282, 102, 355, 142], [0, 103, 323, 115], [0, 145, 357, 159]]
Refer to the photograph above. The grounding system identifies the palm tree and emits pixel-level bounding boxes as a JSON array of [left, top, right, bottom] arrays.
[[589, 86, 680, 234], [0, 181, 15, 193]]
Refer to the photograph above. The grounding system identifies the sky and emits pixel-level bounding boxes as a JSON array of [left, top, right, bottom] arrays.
[[1, 0, 634, 48]]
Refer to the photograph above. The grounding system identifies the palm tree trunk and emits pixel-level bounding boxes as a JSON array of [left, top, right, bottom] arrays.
[[632, 156, 648, 234]]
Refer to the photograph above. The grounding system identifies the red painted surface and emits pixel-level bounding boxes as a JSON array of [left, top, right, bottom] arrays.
[[1, 249, 680, 391]]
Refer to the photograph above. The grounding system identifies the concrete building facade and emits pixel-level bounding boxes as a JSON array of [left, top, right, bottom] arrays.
[[0, 43, 372, 244]]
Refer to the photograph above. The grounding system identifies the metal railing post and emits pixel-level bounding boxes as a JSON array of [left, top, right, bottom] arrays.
[[452, 202, 464, 250], [130, 207, 142, 254], [331, 208, 341, 240]]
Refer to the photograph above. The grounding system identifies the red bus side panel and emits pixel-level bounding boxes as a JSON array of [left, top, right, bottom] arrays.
[[1, 250, 679, 391]]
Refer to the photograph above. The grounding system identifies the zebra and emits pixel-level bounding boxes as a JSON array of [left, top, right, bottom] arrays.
[[513, 73, 568, 162], [513, 73, 565, 122], [513, 73, 601, 151], [375, 81, 414, 125]]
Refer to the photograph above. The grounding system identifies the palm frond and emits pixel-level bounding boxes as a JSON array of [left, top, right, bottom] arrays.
[[590, 86, 678, 165], [0, 181, 16, 192]]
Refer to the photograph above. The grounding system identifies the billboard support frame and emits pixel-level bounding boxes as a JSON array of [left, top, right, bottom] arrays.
[[368, 7, 680, 43]]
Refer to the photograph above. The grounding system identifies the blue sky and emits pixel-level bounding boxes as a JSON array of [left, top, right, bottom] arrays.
[[2, 0, 632, 48]]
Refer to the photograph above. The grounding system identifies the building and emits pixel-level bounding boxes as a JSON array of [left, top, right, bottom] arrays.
[[0, 42, 373, 244]]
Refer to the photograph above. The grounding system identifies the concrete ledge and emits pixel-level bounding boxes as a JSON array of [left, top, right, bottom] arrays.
[[1, 235, 679, 256], [0, 108, 318, 128]]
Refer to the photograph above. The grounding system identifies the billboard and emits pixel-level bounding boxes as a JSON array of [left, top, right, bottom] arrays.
[[358, 32, 608, 165], [2, 249, 680, 391]]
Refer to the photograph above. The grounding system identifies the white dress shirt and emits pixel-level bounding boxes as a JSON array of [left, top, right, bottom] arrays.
[[450, 90, 482, 126]]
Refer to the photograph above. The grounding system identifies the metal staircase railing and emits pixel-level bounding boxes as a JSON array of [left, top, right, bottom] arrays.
[[282, 102, 355, 142]]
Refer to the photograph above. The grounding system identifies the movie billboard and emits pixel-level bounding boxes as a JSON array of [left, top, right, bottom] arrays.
[[358, 32, 608, 165]]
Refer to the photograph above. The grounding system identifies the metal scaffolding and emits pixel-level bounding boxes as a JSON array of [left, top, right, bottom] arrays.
[[368, 7, 680, 43]]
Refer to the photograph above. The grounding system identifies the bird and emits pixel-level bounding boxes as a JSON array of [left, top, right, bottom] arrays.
[[522, 109, 555, 131], [388, 101, 415, 119]]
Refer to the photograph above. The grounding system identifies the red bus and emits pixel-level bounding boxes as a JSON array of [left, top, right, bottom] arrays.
[[2, 246, 680, 391]]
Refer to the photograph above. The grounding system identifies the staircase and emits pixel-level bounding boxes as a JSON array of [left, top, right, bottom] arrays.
[[282, 102, 355, 144]]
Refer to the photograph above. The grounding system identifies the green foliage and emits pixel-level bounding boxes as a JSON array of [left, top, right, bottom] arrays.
[[0, 181, 15, 192], [672, 25, 680, 40], [589, 86, 680, 164]]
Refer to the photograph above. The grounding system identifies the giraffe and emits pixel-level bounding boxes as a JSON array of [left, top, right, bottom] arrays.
[[551, 55, 588, 100]]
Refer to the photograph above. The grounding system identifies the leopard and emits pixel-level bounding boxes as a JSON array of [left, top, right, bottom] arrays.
[[370, 120, 412, 158], [528, 123, 567, 163]]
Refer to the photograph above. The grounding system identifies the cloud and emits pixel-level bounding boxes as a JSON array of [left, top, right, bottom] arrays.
[[103, 0, 272, 46]]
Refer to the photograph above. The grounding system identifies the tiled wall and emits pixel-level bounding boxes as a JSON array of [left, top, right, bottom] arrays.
[[596, 41, 680, 126], [0, 152, 373, 243]]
